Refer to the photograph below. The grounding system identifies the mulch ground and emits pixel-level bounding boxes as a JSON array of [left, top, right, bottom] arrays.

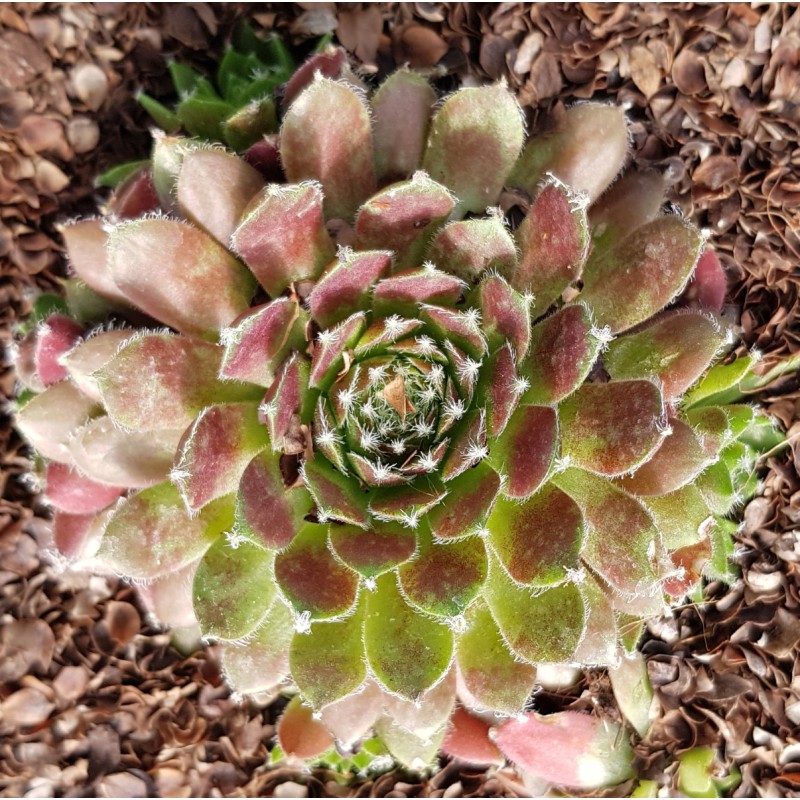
[[1, 3, 799, 797]]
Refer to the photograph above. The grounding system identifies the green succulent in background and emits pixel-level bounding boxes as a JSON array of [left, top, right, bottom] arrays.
[[14, 39, 797, 791]]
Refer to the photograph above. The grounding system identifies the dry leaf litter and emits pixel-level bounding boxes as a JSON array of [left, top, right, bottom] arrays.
[[1, 3, 798, 798]]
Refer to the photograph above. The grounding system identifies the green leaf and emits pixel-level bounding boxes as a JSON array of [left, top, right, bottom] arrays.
[[682, 355, 756, 409], [94, 159, 151, 189], [168, 61, 205, 96], [137, 92, 181, 133]]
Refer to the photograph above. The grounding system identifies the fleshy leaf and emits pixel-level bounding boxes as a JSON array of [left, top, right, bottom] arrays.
[[329, 520, 416, 577], [681, 248, 727, 312], [34, 315, 84, 386], [422, 84, 524, 215], [368, 482, 448, 526], [509, 103, 629, 202], [277, 696, 335, 760], [309, 312, 367, 391], [441, 409, 487, 481], [487, 483, 584, 586], [604, 311, 726, 401], [98, 333, 259, 431], [425, 217, 518, 283], [290, 601, 366, 709], [53, 509, 110, 563], [427, 461, 501, 540], [274, 522, 359, 620], [364, 572, 454, 700], [616, 418, 713, 496], [490, 405, 558, 499], [573, 574, 618, 666], [236, 449, 313, 549], [281, 77, 376, 220], [398, 528, 488, 618], [302, 456, 369, 527], [682, 355, 756, 409], [580, 216, 703, 333], [219, 298, 308, 387], [260, 353, 313, 454], [354, 174, 455, 270], [372, 70, 437, 183], [513, 181, 589, 315], [309, 251, 393, 329], [15, 381, 98, 463], [192, 536, 274, 640], [98, 481, 229, 579], [108, 218, 256, 339], [176, 149, 264, 245], [521, 304, 601, 406], [45, 462, 124, 514], [173, 403, 268, 511], [644, 485, 714, 551], [554, 469, 662, 600], [231, 182, 335, 296], [471, 274, 531, 358], [383, 668, 457, 741], [558, 381, 666, 476], [480, 344, 522, 438], [684, 406, 731, 457], [137, 558, 199, 629], [375, 716, 445, 769], [220, 599, 294, 694], [484, 560, 586, 663], [372, 268, 464, 317], [493, 711, 634, 790], [442, 706, 503, 766], [283, 46, 347, 108], [696, 461, 736, 516], [456, 600, 536, 715], [320, 681, 384, 749], [61, 329, 134, 401]]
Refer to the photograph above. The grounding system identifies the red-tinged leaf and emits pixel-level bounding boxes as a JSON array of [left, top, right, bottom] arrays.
[[427, 461, 501, 540], [420, 304, 486, 360], [521, 304, 600, 406], [99, 481, 229, 579], [558, 381, 666, 476], [320, 681, 385, 749], [220, 600, 294, 694], [589, 169, 666, 250], [372, 267, 464, 317], [61, 329, 133, 401], [260, 353, 313, 454], [425, 217, 517, 283], [644, 485, 714, 551], [348, 453, 411, 487], [442, 707, 503, 766], [290, 601, 366, 709], [354, 317, 425, 357], [605, 310, 726, 402], [383, 668, 457, 738], [16, 381, 98, 463], [173, 403, 268, 511], [231, 182, 335, 297], [108, 218, 256, 340], [513, 181, 590, 315], [283, 47, 347, 108], [45, 462, 124, 514], [372, 70, 437, 183], [368, 481, 448, 526], [364, 572, 454, 700], [236, 449, 313, 550], [34, 315, 84, 386], [472, 276, 531, 358], [484, 560, 586, 664], [573, 575, 618, 666], [275, 522, 359, 620], [329, 521, 417, 577], [243, 134, 283, 182], [53, 511, 109, 562], [278, 696, 336, 760], [309, 312, 367, 391], [354, 174, 455, 269], [580, 216, 703, 334], [441, 410, 488, 482], [487, 483, 583, 587], [281, 77, 375, 220], [193, 536, 274, 640], [553, 468, 662, 600], [509, 103, 629, 203], [399, 529, 488, 618], [309, 251, 393, 329], [422, 84, 524, 215], [302, 456, 369, 527], [219, 298, 308, 387], [489, 405, 558, 499], [68, 417, 181, 489], [615, 418, 713, 496], [456, 600, 536, 714], [480, 344, 521, 438], [680, 248, 727, 312], [138, 558, 200, 629], [61, 219, 129, 306], [177, 149, 264, 246], [151, 134, 189, 210], [98, 333, 259, 431], [108, 167, 160, 220], [664, 537, 713, 597], [493, 711, 634, 790]]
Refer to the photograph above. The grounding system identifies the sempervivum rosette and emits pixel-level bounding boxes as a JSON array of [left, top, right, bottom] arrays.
[[15, 59, 776, 784]]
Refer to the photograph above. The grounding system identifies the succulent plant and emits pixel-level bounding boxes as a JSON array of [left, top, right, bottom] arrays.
[[14, 52, 791, 786]]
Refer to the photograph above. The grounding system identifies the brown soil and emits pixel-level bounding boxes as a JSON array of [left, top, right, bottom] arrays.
[[1, 4, 798, 797]]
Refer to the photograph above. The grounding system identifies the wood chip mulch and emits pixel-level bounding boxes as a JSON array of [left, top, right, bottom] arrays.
[[1, 4, 798, 798]]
